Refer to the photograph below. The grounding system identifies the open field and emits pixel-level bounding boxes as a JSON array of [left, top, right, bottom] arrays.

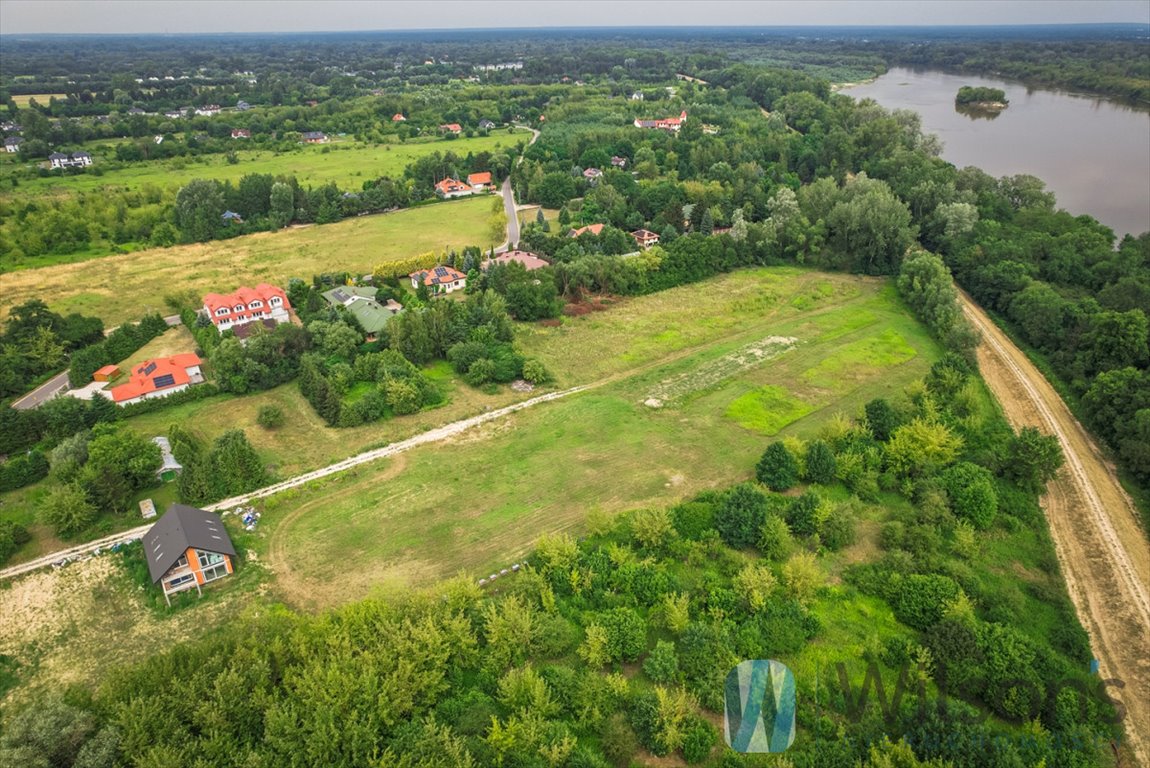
[[9, 93, 64, 108], [259, 268, 942, 608], [0, 131, 528, 198], [0, 196, 494, 325]]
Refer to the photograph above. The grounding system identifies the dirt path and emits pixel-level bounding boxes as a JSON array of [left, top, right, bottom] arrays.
[[960, 292, 1150, 766]]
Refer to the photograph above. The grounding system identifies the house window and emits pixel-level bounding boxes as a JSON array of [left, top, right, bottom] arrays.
[[175, 554, 188, 568], [249, 300, 262, 309], [201, 562, 228, 582], [166, 573, 195, 589], [197, 550, 223, 569], [215, 308, 228, 316], [269, 297, 282, 306]]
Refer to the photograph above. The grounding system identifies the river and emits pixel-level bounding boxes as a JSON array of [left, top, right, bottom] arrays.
[[841, 68, 1150, 238]]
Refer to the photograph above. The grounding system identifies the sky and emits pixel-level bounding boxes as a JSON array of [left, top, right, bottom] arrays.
[[1, 0, 1148, 35]]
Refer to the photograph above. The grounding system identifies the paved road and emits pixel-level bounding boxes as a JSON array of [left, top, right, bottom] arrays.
[[498, 176, 521, 252], [0, 384, 588, 582], [961, 292, 1150, 766], [8, 314, 182, 411]]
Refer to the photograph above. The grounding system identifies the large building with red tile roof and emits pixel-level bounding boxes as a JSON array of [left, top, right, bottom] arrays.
[[467, 171, 492, 189], [109, 354, 204, 406], [410, 265, 467, 294], [202, 284, 291, 334], [435, 177, 474, 199]]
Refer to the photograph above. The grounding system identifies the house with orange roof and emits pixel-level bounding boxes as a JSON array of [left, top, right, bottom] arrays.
[[631, 229, 661, 249], [410, 265, 467, 294], [392, 113, 406, 122], [634, 110, 688, 132], [109, 354, 204, 406], [435, 177, 475, 199], [439, 123, 462, 135], [569, 223, 606, 238], [482, 250, 549, 271], [201, 283, 291, 334], [467, 171, 493, 190]]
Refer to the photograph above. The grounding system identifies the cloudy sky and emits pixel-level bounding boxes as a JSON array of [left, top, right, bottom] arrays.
[[2, 0, 1147, 35]]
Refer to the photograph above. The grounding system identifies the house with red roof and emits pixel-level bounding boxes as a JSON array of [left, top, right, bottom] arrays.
[[435, 177, 475, 199], [631, 229, 661, 249], [109, 354, 204, 406], [439, 123, 462, 135], [569, 223, 605, 238], [392, 113, 406, 122], [634, 110, 688, 132], [467, 171, 493, 191], [230, 128, 251, 139], [482, 250, 549, 271], [202, 283, 291, 334], [410, 265, 467, 294]]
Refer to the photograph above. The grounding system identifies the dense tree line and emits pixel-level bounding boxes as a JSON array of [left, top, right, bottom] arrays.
[[0, 300, 105, 397], [67, 313, 169, 387], [168, 425, 267, 506]]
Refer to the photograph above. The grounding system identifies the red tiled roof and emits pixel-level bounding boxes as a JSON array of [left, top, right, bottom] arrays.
[[435, 177, 471, 195], [467, 171, 492, 186], [483, 250, 549, 271], [410, 265, 467, 286], [203, 283, 290, 325], [570, 223, 605, 237], [109, 354, 201, 403], [440, 123, 462, 132], [94, 364, 120, 377], [392, 113, 406, 121]]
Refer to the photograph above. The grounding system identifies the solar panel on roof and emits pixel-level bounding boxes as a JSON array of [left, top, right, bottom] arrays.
[[143, 362, 157, 375], [435, 266, 447, 276], [332, 289, 348, 302], [152, 374, 176, 388]]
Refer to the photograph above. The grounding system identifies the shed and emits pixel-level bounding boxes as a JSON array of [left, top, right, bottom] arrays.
[[93, 364, 121, 382]]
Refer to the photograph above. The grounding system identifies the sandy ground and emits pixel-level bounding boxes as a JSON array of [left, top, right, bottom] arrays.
[[961, 292, 1150, 766]]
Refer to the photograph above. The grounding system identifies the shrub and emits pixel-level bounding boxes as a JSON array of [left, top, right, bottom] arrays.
[[805, 440, 837, 484], [758, 515, 794, 561], [681, 717, 717, 764], [256, 405, 285, 429], [821, 500, 859, 551], [784, 491, 824, 537], [755, 441, 798, 491], [642, 640, 679, 684], [521, 359, 550, 385], [894, 574, 962, 631], [941, 462, 998, 529], [0, 450, 49, 492], [714, 484, 768, 549], [0, 521, 32, 565], [39, 482, 97, 537], [670, 501, 715, 540]]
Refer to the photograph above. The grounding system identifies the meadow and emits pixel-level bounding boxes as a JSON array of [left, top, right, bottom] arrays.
[[8, 94, 64, 108], [0, 196, 496, 325], [260, 267, 943, 608], [0, 131, 528, 197]]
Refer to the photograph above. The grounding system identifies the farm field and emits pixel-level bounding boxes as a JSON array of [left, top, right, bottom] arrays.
[[0, 131, 529, 197], [8, 93, 64, 108], [261, 267, 944, 608], [0, 196, 495, 325]]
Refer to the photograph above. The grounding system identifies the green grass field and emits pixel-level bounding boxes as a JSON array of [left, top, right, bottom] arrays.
[[0, 196, 496, 325], [9, 93, 64, 108], [257, 267, 944, 608], [1, 131, 528, 198]]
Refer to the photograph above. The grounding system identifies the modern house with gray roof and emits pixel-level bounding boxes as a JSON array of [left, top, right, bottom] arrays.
[[321, 286, 403, 341], [143, 504, 236, 605]]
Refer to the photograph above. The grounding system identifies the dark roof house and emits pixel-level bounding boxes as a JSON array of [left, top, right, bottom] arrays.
[[143, 504, 237, 605]]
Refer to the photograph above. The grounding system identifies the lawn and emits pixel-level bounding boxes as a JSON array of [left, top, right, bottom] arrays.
[[255, 267, 944, 609], [1, 131, 529, 198], [0, 196, 495, 325]]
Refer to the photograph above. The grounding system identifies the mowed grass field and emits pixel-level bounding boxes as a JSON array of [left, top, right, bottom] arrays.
[[9, 93, 65, 108], [0, 196, 495, 325], [1, 131, 529, 198], [257, 267, 944, 608]]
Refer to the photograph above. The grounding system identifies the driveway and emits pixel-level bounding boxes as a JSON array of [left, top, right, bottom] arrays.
[[8, 313, 182, 411]]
